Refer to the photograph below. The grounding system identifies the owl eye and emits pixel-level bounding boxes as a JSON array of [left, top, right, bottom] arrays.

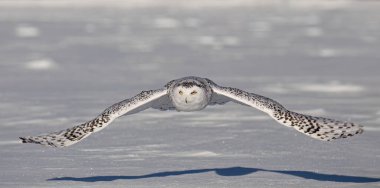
[[191, 91, 197, 95], [179, 90, 183, 95]]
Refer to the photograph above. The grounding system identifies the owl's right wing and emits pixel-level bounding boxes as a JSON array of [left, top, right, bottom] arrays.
[[209, 82, 364, 141], [20, 88, 171, 147]]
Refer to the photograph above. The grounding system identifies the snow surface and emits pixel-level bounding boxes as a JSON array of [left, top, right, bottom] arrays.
[[0, 1, 380, 187]]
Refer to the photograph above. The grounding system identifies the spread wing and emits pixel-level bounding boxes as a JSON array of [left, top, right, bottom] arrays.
[[209, 83, 364, 141], [20, 88, 170, 147]]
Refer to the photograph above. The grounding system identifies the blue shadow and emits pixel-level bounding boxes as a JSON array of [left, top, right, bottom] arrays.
[[48, 166, 380, 183]]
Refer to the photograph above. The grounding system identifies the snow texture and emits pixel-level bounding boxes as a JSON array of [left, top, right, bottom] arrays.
[[0, 0, 379, 187]]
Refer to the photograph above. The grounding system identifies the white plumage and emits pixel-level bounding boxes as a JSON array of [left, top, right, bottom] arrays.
[[20, 76, 364, 147]]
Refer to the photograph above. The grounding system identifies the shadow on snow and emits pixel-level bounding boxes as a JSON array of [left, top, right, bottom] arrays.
[[48, 166, 380, 183]]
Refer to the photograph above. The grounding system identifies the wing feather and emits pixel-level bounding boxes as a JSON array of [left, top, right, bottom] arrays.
[[210, 83, 364, 141], [20, 89, 169, 147]]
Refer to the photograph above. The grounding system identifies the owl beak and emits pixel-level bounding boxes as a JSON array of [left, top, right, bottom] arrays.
[[185, 98, 188, 104]]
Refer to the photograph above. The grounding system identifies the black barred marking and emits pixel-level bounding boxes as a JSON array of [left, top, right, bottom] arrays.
[[62, 114, 111, 141], [179, 81, 205, 89]]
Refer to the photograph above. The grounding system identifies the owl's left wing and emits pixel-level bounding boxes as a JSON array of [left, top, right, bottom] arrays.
[[209, 83, 364, 141], [20, 88, 170, 147]]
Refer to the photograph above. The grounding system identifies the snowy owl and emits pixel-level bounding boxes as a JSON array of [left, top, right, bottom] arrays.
[[20, 76, 364, 147]]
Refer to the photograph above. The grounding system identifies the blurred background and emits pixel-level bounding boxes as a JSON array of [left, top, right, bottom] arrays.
[[0, 0, 379, 187]]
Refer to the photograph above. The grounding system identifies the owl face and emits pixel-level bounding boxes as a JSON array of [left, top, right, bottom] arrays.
[[171, 82, 209, 111]]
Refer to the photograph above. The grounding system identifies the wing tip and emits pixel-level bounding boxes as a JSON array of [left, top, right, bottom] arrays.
[[19, 136, 37, 144], [320, 124, 365, 141], [19, 136, 27, 143], [357, 125, 365, 134], [19, 136, 63, 147]]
